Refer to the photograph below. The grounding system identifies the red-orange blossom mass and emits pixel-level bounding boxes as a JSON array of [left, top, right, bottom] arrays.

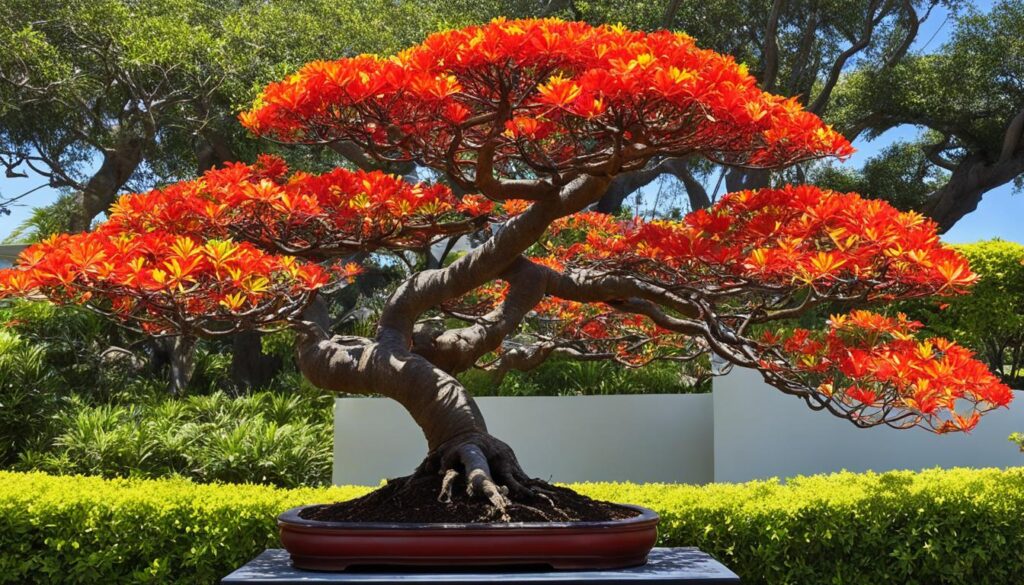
[[0, 18, 1010, 435]]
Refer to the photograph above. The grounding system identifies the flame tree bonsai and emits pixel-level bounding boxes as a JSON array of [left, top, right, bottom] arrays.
[[0, 19, 1012, 520]]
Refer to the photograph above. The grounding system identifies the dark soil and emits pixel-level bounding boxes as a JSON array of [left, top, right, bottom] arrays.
[[300, 473, 639, 523]]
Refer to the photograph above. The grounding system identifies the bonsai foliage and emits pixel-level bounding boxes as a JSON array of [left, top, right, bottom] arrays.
[[0, 19, 1011, 513]]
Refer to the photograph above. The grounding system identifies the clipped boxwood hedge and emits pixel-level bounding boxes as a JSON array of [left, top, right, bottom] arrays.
[[2, 468, 1024, 584]]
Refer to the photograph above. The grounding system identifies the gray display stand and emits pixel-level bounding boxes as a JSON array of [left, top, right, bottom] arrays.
[[221, 548, 740, 584]]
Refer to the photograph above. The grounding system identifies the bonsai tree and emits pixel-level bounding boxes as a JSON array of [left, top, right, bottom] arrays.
[[0, 19, 1012, 520]]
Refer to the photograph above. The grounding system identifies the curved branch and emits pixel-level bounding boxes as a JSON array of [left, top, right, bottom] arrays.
[[595, 156, 710, 213], [413, 257, 549, 373], [328, 141, 381, 171], [412, 259, 705, 374], [378, 174, 610, 346], [808, 0, 883, 115], [761, 0, 785, 91], [880, 0, 922, 72], [923, 151, 1024, 232]]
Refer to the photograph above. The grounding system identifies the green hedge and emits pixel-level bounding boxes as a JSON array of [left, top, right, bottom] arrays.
[[2, 468, 1024, 584]]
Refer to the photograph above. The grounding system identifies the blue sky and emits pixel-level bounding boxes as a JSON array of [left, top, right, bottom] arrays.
[[0, 1, 1018, 245]]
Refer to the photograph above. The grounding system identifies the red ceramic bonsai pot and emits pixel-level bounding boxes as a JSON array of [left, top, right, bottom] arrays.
[[278, 504, 659, 571]]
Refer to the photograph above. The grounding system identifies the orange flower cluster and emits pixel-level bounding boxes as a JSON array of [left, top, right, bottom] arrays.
[[0, 155, 493, 334], [107, 155, 490, 255], [546, 186, 976, 300], [0, 231, 329, 334], [241, 19, 851, 178], [766, 310, 1013, 433]]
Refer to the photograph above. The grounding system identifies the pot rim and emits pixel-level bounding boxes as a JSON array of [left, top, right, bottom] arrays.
[[278, 503, 659, 531]]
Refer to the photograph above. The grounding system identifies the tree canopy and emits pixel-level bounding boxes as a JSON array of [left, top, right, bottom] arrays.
[[0, 19, 1011, 439], [0, 0, 230, 230]]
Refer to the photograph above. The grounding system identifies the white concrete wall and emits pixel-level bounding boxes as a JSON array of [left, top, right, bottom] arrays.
[[334, 371, 1024, 486], [334, 394, 714, 486], [713, 366, 1024, 483], [0, 244, 26, 268]]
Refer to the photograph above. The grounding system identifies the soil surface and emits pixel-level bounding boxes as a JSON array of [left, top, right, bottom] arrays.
[[300, 473, 639, 523]]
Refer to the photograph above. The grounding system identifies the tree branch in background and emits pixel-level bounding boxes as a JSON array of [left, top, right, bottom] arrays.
[[760, 0, 785, 91]]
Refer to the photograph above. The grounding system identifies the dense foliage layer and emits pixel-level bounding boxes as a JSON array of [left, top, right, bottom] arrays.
[[2, 468, 1023, 584], [16, 390, 332, 488]]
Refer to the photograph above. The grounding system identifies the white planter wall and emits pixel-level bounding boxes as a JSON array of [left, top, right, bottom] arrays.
[[713, 366, 1024, 483], [333, 369, 1024, 486], [333, 395, 714, 486]]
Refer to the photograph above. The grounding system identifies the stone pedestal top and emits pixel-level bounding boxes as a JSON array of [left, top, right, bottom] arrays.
[[221, 547, 741, 584]]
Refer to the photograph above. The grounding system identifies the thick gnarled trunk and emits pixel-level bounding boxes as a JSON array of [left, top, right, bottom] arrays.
[[292, 176, 613, 516], [294, 330, 531, 516], [295, 331, 487, 449]]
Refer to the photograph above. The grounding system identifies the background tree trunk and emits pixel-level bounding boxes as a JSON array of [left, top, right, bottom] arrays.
[[162, 335, 196, 396], [69, 136, 146, 232], [230, 331, 282, 392]]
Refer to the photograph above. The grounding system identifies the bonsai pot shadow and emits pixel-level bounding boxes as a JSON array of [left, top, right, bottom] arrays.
[[278, 504, 659, 571]]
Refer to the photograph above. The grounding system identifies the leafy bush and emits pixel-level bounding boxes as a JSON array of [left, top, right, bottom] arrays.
[[460, 357, 710, 396], [15, 390, 332, 488], [0, 301, 335, 484], [0, 299, 297, 401], [0, 300, 171, 431], [917, 240, 1024, 388], [2, 468, 1023, 584], [0, 330, 63, 464], [0, 471, 365, 583], [590, 468, 1024, 585]]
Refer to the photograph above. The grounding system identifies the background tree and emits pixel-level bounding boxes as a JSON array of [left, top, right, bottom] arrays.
[[0, 0, 233, 231], [0, 21, 1011, 519], [827, 0, 1024, 231], [0, 0, 524, 232]]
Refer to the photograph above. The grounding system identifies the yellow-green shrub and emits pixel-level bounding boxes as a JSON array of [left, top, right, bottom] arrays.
[[2, 468, 1024, 584], [0, 472, 370, 583], [579, 468, 1024, 584]]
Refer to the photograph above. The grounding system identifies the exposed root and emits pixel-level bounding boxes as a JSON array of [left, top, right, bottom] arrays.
[[438, 469, 459, 504], [299, 431, 639, 524], [426, 431, 573, 522]]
